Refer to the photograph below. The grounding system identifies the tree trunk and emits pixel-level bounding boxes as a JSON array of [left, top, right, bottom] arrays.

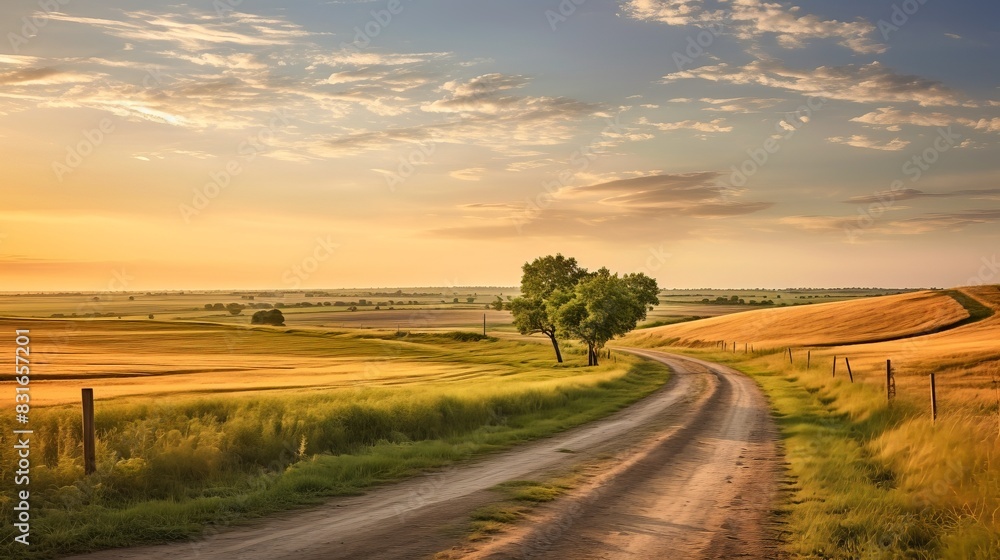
[[547, 333, 563, 363], [592, 346, 600, 366]]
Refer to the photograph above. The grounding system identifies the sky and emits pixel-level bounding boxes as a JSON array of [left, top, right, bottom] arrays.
[[1, 0, 999, 291]]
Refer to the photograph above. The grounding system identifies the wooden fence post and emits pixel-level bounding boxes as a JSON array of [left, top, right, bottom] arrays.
[[929, 373, 937, 423], [807, 350, 811, 369], [887, 360, 896, 402], [993, 377, 1000, 437], [832, 355, 837, 378], [845, 358, 854, 383], [788, 348, 793, 365], [82, 388, 96, 475]]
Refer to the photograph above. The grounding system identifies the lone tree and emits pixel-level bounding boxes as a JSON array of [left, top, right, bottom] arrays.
[[509, 254, 589, 363], [226, 303, 246, 316], [552, 268, 659, 366], [251, 309, 285, 326]]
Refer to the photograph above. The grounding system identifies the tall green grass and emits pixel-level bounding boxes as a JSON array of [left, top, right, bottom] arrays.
[[0, 347, 668, 558]]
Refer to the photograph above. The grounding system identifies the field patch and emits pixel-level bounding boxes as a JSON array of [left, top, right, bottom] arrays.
[[622, 290, 970, 349], [0, 318, 669, 558]]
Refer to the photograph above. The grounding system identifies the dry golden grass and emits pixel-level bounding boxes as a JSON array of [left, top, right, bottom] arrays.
[[793, 286, 1000, 414], [622, 289, 969, 349], [5, 318, 627, 407], [620, 285, 1000, 557]]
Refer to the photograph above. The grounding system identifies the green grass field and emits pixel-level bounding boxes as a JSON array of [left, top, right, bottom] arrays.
[[0, 318, 669, 558]]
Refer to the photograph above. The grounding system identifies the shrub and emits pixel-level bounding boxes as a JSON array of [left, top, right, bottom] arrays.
[[251, 309, 285, 326]]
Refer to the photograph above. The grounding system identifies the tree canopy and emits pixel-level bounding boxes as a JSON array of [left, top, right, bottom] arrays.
[[509, 254, 589, 363], [551, 268, 659, 365], [509, 255, 659, 366]]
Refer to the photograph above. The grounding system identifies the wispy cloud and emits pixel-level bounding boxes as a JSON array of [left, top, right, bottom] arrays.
[[430, 173, 772, 241], [46, 11, 311, 50], [664, 60, 965, 107], [850, 107, 955, 130], [844, 188, 1000, 204], [642, 117, 734, 133], [315, 73, 603, 157], [450, 168, 488, 181], [623, 0, 884, 54], [783, 209, 1000, 235], [827, 135, 910, 151], [698, 97, 784, 113]]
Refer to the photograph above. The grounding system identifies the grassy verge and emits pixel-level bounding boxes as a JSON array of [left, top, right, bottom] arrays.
[[693, 350, 1000, 559], [943, 289, 996, 325], [0, 340, 668, 559]]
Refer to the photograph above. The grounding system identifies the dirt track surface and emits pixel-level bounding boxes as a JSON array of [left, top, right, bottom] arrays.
[[66, 350, 783, 560]]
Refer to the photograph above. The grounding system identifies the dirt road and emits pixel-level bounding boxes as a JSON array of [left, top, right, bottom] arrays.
[[461, 350, 785, 559], [67, 350, 782, 560]]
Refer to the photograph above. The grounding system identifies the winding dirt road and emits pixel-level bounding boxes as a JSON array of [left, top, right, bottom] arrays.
[[68, 350, 783, 560]]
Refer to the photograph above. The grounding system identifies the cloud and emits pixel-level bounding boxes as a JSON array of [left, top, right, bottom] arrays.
[[421, 74, 529, 115], [460, 202, 524, 210], [698, 97, 784, 113], [46, 11, 311, 50], [827, 135, 910, 151], [0, 11, 463, 130], [644, 117, 733, 133], [0, 67, 100, 86], [844, 188, 1000, 204], [850, 107, 955, 129], [848, 108, 999, 135], [572, 173, 772, 215], [0, 55, 40, 66], [429, 172, 773, 240], [314, 74, 603, 157], [779, 215, 856, 233], [664, 60, 964, 107], [726, 0, 884, 54], [782, 209, 1000, 235], [968, 117, 1000, 133], [173, 52, 268, 70], [314, 51, 450, 67], [326, 68, 380, 84], [622, 0, 721, 26], [450, 168, 488, 181], [893, 210, 1000, 233], [623, 0, 884, 54]]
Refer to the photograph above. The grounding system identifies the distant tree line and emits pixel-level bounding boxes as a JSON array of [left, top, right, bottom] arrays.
[[700, 296, 777, 306]]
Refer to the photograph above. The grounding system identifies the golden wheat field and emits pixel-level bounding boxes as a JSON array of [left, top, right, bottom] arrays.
[[623, 286, 1000, 413], [2, 318, 643, 407], [623, 289, 973, 349], [621, 285, 1000, 557]]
